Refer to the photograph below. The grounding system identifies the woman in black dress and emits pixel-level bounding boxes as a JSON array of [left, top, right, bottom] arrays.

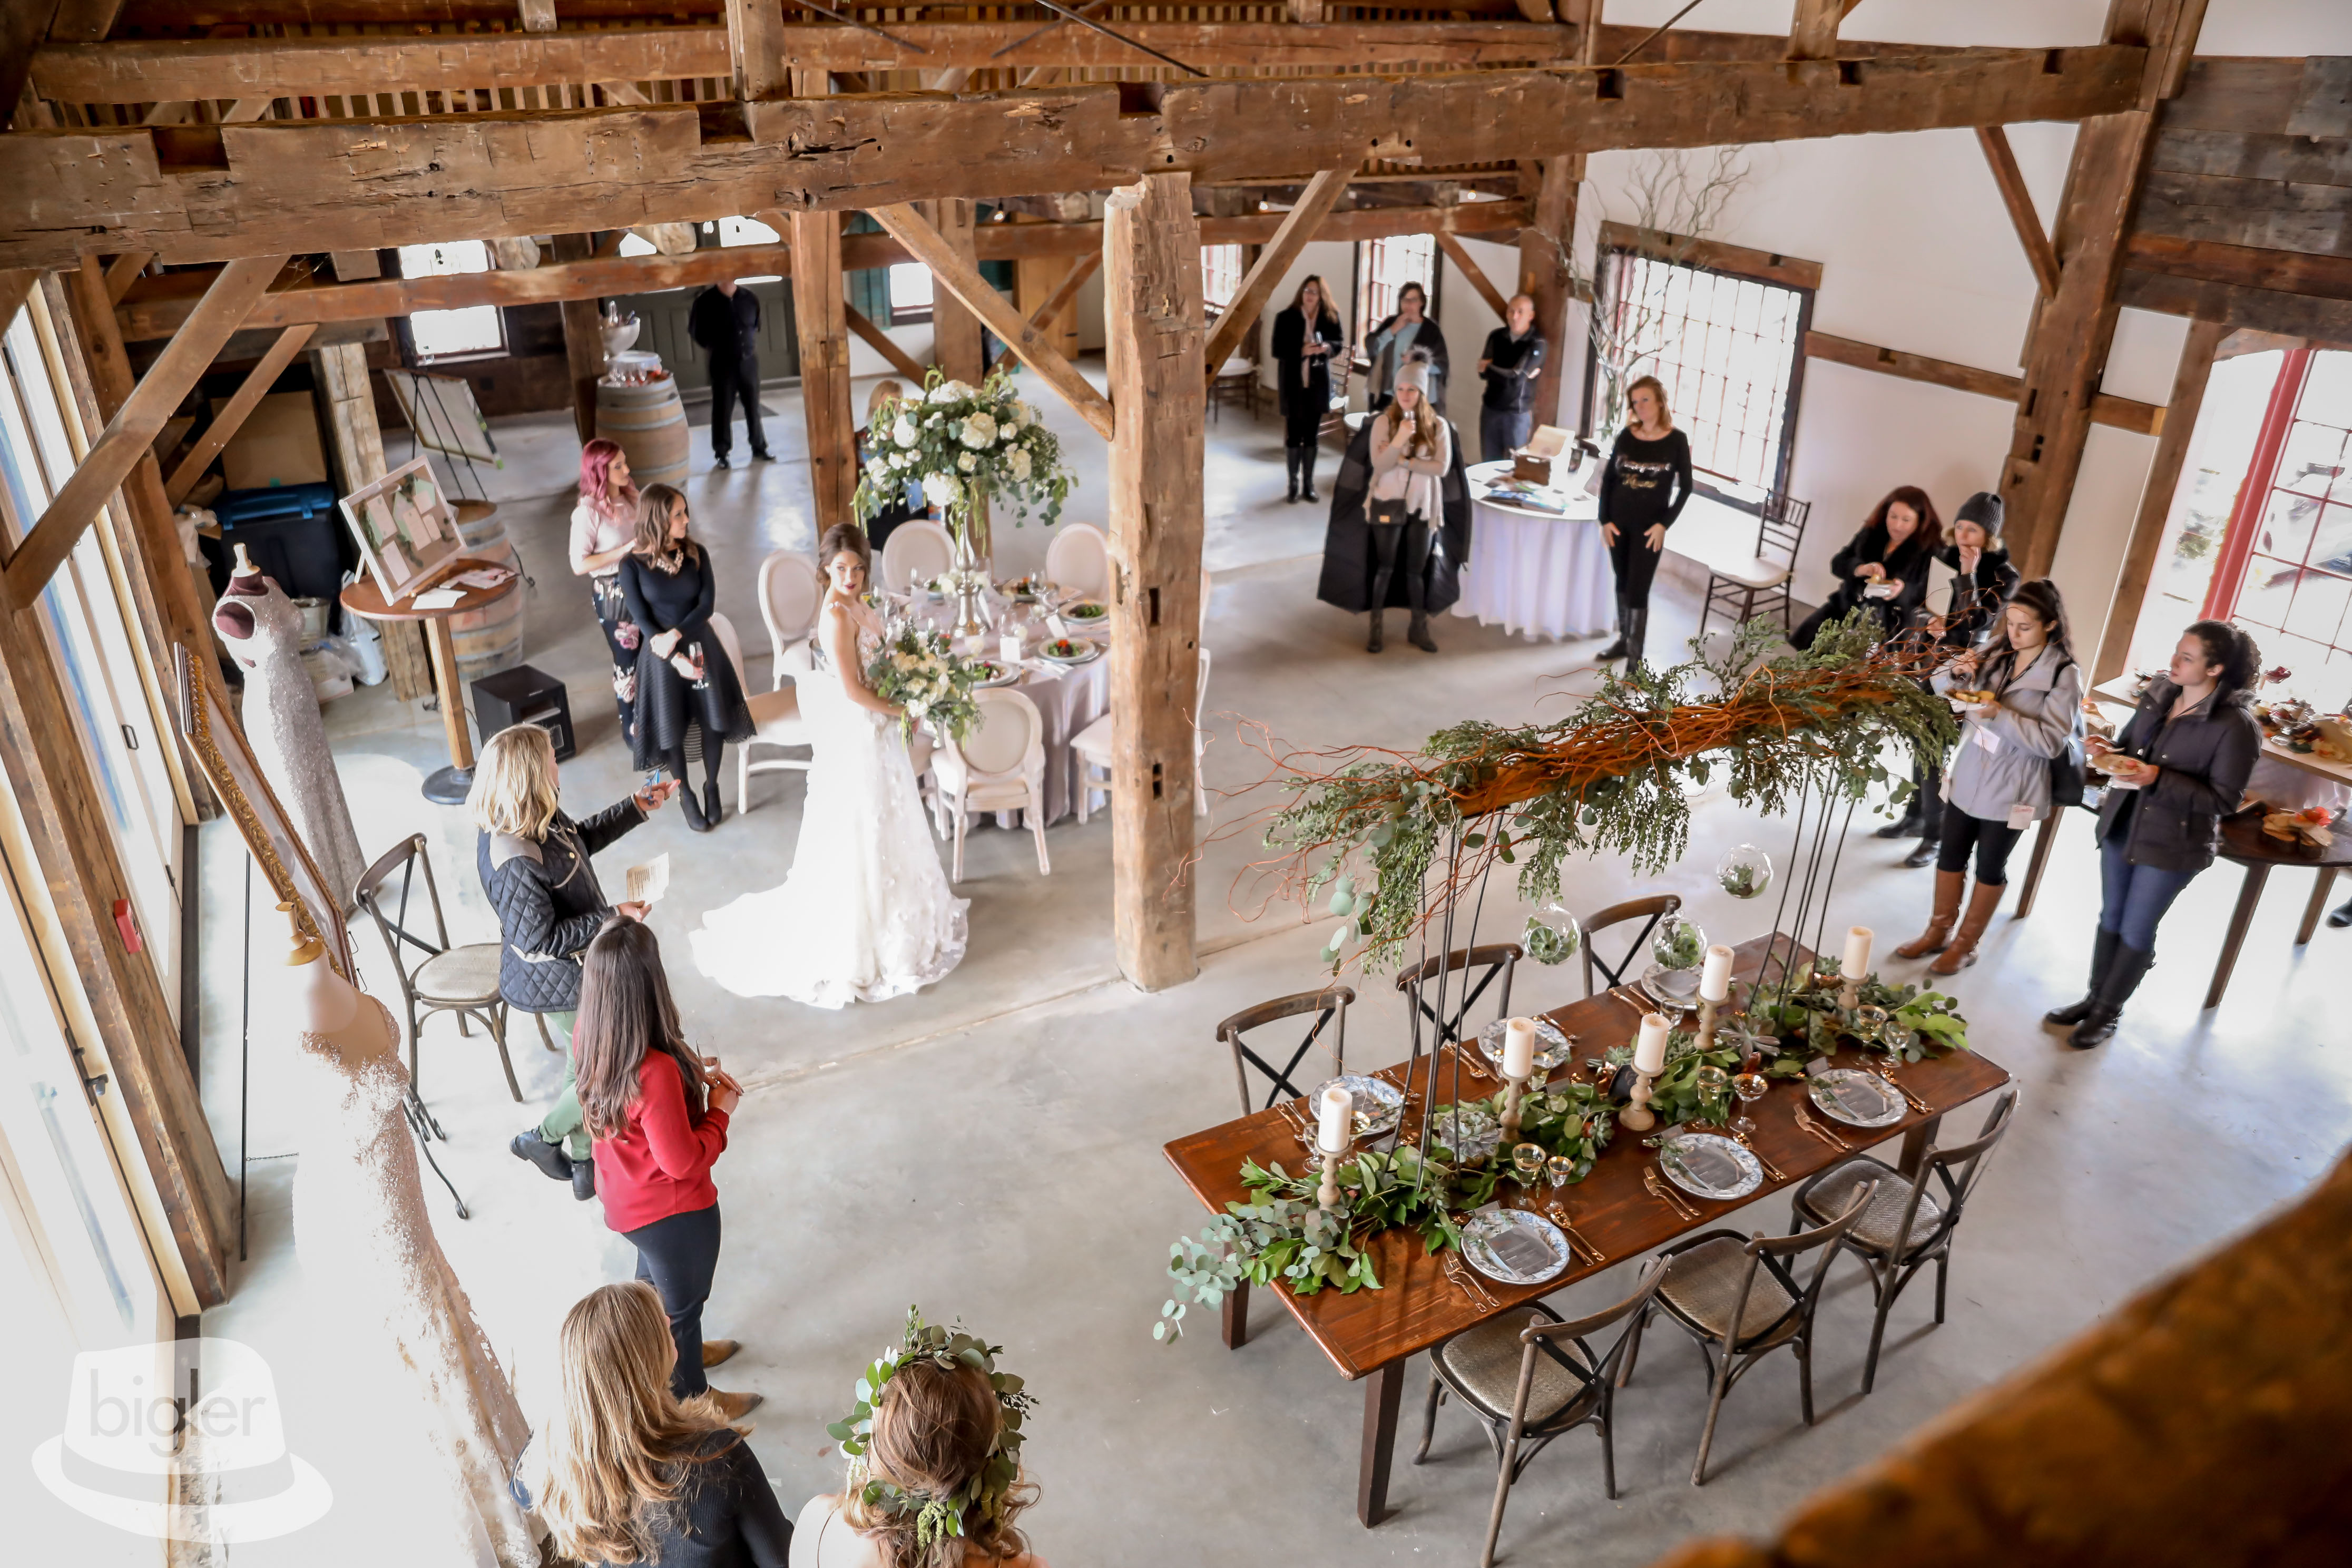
[[1789, 484, 1943, 652], [1271, 275, 1347, 504], [1596, 375, 1693, 667], [620, 484, 753, 834], [1881, 490, 2022, 866]]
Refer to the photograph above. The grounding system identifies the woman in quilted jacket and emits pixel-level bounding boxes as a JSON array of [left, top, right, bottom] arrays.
[[471, 723, 674, 1199]]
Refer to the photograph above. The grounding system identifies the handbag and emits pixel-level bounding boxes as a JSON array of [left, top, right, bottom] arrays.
[[2047, 656, 2088, 809], [1367, 496, 1408, 528]]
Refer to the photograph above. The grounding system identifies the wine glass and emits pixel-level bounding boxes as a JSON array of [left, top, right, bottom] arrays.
[[1511, 1142, 1546, 1200], [1524, 900, 1583, 967], [1692, 1064, 1730, 1128], [1730, 1067, 1768, 1134], [1545, 1154, 1575, 1191], [1853, 1003, 1890, 1048], [1716, 844, 1772, 901]]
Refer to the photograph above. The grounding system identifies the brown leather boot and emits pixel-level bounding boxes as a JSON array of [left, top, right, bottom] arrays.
[[1896, 869, 1963, 958], [1930, 880, 2005, 975], [696, 1388, 763, 1422], [701, 1339, 740, 1369]]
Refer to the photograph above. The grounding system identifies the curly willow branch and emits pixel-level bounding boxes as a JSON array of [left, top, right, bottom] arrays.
[[1261, 614, 1956, 971]]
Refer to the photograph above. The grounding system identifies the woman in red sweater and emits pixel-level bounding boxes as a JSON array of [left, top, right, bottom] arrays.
[[574, 919, 760, 1419]]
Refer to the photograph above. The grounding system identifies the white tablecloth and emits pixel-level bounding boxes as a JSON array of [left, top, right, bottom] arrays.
[[1452, 467, 1614, 642], [903, 594, 1110, 824]]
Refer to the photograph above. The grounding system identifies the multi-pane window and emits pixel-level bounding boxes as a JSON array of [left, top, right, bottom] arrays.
[[2211, 349, 2352, 689], [717, 215, 783, 284], [1600, 250, 1808, 498], [1201, 244, 1243, 314], [1354, 234, 1436, 348], [398, 240, 505, 360]]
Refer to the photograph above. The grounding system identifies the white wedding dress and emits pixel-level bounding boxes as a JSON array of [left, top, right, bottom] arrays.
[[691, 613, 969, 1005]]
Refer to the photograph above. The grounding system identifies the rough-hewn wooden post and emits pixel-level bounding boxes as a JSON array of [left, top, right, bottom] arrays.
[[1103, 172, 1204, 991], [924, 198, 987, 387], [314, 339, 434, 702], [551, 232, 603, 442], [790, 209, 857, 534]]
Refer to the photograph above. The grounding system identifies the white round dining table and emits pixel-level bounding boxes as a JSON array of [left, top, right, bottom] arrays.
[[899, 591, 1110, 824], [1452, 459, 1615, 643]]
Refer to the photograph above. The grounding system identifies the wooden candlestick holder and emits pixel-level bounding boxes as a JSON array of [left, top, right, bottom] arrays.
[[1317, 1138, 1349, 1210], [1498, 1073, 1528, 1144], [1620, 1070, 1658, 1132], [1696, 997, 1721, 1052]]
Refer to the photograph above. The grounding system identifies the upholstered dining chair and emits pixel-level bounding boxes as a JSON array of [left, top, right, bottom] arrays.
[[1072, 648, 1212, 822], [1787, 1086, 2018, 1394], [352, 835, 520, 1103], [1417, 1260, 1666, 1568], [1394, 942, 1521, 1053], [1213, 985, 1353, 1117], [933, 687, 1050, 880], [756, 550, 823, 675], [1044, 521, 1110, 600], [1579, 893, 1683, 999], [879, 518, 956, 595], [1618, 1180, 1877, 1486], [707, 612, 810, 813]]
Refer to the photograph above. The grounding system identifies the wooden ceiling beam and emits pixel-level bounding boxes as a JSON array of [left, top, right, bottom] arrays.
[[1976, 124, 2062, 299], [3, 45, 2144, 269], [1434, 230, 1512, 318], [114, 199, 1530, 339], [1200, 164, 1352, 377]]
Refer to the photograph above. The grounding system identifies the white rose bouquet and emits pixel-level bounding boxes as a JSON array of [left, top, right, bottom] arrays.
[[864, 623, 982, 744], [855, 368, 1074, 546]]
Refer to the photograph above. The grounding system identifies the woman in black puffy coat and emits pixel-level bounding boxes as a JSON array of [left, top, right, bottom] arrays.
[[470, 722, 673, 1198]]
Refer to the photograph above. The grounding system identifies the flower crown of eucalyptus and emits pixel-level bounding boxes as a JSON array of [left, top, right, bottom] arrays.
[[826, 1308, 1033, 1551]]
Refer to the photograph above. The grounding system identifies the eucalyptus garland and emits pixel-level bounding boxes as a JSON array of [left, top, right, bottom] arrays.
[[1268, 615, 1955, 972], [826, 1308, 1032, 1551]]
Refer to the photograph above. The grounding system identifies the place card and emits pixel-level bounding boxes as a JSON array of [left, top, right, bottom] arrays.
[[625, 853, 671, 905], [1487, 1226, 1556, 1275]]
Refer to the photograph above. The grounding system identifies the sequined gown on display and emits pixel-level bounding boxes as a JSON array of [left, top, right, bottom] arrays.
[[690, 615, 968, 1005]]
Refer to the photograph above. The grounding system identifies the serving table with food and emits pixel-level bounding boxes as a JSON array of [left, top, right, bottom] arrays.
[[1161, 933, 2011, 1527]]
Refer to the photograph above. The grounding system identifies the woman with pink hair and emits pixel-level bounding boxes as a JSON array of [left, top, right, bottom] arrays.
[[573, 438, 644, 749]]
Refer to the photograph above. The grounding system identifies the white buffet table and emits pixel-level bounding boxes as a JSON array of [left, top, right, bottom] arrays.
[[1452, 459, 1614, 642]]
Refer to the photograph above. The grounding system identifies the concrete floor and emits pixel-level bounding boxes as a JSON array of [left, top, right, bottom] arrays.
[[194, 370, 2352, 1566]]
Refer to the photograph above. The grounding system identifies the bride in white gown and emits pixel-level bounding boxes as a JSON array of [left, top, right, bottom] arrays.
[[691, 524, 968, 1005]]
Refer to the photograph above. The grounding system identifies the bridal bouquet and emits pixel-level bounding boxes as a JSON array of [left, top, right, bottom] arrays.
[[866, 624, 982, 744], [854, 369, 1074, 542]]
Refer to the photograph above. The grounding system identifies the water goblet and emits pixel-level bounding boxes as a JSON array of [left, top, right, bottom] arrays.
[[1853, 1003, 1890, 1049], [1692, 1064, 1730, 1128], [1511, 1142, 1546, 1201], [1546, 1154, 1575, 1192], [1730, 1068, 1768, 1134]]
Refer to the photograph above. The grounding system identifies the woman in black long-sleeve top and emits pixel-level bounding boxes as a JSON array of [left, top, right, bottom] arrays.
[[1790, 485, 1942, 652], [1271, 275, 1347, 505], [2045, 620, 2263, 1050], [1882, 490, 2022, 865], [620, 484, 753, 834], [1595, 375, 1693, 668]]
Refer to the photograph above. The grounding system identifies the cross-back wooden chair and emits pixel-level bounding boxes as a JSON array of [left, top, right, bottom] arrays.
[[1788, 1086, 2018, 1393], [1622, 1179, 1878, 1486], [1215, 986, 1353, 1116], [1394, 943, 1521, 1053], [1414, 1259, 1666, 1568], [1579, 894, 1682, 998], [353, 834, 521, 1103]]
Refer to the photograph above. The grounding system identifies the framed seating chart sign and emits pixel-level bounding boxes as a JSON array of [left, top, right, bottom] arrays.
[[341, 457, 460, 602]]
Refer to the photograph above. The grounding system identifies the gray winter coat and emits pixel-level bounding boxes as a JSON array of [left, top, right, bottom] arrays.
[[1933, 645, 2084, 825]]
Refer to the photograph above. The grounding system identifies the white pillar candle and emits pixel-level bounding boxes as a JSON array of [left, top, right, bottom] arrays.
[[1502, 1017, 1537, 1080], [1700, 944, 1734, 1003], [1317, 1085, 1354, 1154], [1842, 926, 1874, 985], [1634, 1013, 1669, 1076]]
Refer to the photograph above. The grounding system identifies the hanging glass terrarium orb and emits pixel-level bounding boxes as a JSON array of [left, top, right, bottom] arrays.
[[1523, 900, 1582, 966], [1716, 845, 1772, 901], [1645, 913, 1708, 1003]]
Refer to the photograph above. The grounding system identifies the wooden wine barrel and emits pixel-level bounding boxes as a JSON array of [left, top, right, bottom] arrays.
[[595, 375, 691, 490], [448, 500, 525, 685]]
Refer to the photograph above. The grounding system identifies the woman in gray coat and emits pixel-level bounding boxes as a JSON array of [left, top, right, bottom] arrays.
[[1896, 580, 2083, 975]]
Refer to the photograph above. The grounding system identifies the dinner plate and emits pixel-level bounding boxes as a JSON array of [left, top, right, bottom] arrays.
[[1428, 1104, 1502, 1164], [1658, 1132, 1762, 1201], [1808, 1069, 1906, 1128], [1475, 1016, 1575, 1073], [1460, 1209, 1572, 1286], [1037, 642, 1103, 667], [1304, 1075, 1405, 1142], [1065, 602, 1109, 623], [969, 661, 1022, 689], [1633, 966, 1697, 1014]]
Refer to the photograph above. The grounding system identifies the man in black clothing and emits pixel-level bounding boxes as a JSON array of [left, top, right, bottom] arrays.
[[688, 278, 770, 469], [1475, 293, 1547, 463]]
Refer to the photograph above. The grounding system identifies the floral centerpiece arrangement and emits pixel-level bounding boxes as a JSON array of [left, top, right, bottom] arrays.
[[854, 369, 1074, 544], [1751, 961, 1971, 1062], [865, 623, 982, 744]]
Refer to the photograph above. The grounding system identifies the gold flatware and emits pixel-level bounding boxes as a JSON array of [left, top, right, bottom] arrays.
[[1731, 1128, 1786, 1182], [1440, 1251, 1498, 1311], [1871, 1056, 1934, 1115], [1644, 1167, 1701, 1221], [1795, 1099, 1851, 1151], [1548, 1206, 1609, 1265]]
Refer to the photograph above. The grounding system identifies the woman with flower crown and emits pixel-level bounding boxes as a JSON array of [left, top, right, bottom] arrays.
[[791, 1314, 1045, 1568], [688, 522, 967, 1005]]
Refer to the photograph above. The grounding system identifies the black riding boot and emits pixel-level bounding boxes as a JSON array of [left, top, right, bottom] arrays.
[[1596, 594, 1631, 661], [1284, 446, 1301, 503], [1622, 606, 1649, 668], [1404, 547, 1436, 653], [1299, 442, 1321, 503], [2068, 940, 2153, 1049], [1905, 769, 1945, 867], [2044, 928, 2121, 1028]]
